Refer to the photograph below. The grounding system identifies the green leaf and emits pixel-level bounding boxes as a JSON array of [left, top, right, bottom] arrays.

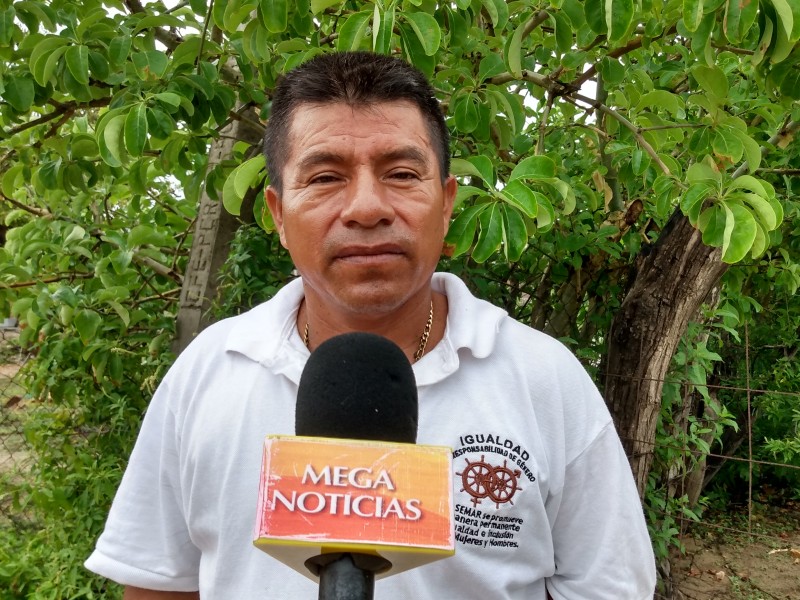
[[445, 205, 486, 257], [562, 0, 586, 28], [472, 203, 503, 262], [233, 154, 266, 199], [373, 3, 395, 55], [108, 301, 131, 328], [501, 205, 527, 262], [478, 53, 506, 82], [729, 192, 778, 230], [399, 22, 434, 77], [453, 93, 479, 133], [311, 0, 341, 13], [752, 13, 774, 66], [727, 174, 768, 199], [465, 155, 495, 187], [133, 13, 192, 34], [712, 127, 744, 163], [2, 75, 35, 112], [771, 0, 794, 41], [698, 202, 725, 247], [109, 249, 133, 273], [154, 92, 183, 109], [454, 185, 485, 209], [750, 221, 767, 258], [769, 11, 794, 64], [723, 0, 742, 42], [261, 0, 288, 33], [585, 0, 607, 34], [132, 51, 169, 80], [637, 90, 683, 117], [506, 17, 526, 78], [683, 0, 705, 32], [535, 193, 556, 231], [0, 6, 15, 45], [124, 104, 148, 157], [687, 156, 722, 185], [500, 180, 538, 218], [692, 64, 728, 100], [89, 50, 110, 81], [222, 168, 243, 216], [726, 127, 762, 172], [129, 158, 149, 195], [336, 11, 371, 51], [74, 309, 102, 345], [65, 45, 90, 85], [607, 0, 634, 44], [109, 35, 132, 66], [1, 163, 23, 197], [99, 113, 127, 167], [509, 155, 557, 181], [38, 158, 62, 190], [553, 11, 573, 55], [721, 201, 757, 263], [681, 182, 716, 224], [127, 224, 162, 247], [30, 36, 69, 86], [404, 11, 441, 56], [480, 0, 509, 31], [631, 149, 651, 176]]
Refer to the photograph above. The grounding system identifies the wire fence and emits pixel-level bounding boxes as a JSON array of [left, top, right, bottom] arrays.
[[1, 323, 797, 599], [0, 326, 35, 534]]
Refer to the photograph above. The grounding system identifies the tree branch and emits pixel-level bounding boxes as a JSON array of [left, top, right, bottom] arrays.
[[0, 193, 50, 218], [521, 10, 550, 38], [573, 37, 644, 89], [3, 98, 109, 137], [569, 92, 672, 175], [537, 91, 554, 155], [731, 120, 800, 179], [124, 0, 183, 50], [2, 272, 94, 289]]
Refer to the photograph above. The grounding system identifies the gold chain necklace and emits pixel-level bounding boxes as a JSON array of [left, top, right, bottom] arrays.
[[303, 301, 434, 363]]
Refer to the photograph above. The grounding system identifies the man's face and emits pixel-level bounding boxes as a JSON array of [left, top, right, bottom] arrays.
[[266, 101, 456, 318]]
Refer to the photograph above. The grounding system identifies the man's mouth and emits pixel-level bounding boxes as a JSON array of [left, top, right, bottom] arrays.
[[335, 244, 405, 261]]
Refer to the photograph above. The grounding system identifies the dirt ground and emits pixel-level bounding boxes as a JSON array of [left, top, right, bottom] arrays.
[[669, 503, 800, 600]]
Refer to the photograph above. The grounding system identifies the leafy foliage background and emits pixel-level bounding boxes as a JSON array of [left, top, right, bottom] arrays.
[[0, 0, 799, 597]]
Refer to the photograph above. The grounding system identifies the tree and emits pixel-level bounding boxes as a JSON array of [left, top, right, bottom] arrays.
[[1, 0, 799, 596]]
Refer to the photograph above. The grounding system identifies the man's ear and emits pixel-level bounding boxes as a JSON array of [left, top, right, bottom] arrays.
[[442, 175, 457, 234], [265, 186, 287, 248]]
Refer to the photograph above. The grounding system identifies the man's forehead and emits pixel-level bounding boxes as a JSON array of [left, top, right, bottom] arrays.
[[284, 100, 434, 161]]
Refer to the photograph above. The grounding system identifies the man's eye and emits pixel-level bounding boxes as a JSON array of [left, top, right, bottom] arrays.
[[390, 171, 418, 181], [309, 174, 339, 184]]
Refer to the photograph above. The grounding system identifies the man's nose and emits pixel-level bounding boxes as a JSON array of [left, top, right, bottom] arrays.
[[339, 173, 396, 227]]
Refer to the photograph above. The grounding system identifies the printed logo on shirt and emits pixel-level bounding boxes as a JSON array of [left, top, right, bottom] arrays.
[[451, 433, 537, 550]]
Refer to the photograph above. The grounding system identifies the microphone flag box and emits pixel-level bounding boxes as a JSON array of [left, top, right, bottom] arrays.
[[254, 435, 455, 580]]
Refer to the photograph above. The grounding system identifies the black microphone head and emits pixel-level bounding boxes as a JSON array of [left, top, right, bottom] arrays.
[[295, 332, 418, 443]]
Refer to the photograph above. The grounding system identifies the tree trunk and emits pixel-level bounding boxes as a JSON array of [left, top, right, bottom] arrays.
[[173, 106, 262, 354], [604, 210, 729, 497]]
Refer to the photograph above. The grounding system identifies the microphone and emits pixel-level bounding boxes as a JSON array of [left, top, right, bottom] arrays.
[[294, 331, 418, 443], [253, 333, 455, 598]]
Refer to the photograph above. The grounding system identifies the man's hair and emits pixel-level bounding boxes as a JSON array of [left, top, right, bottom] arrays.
[[263, 51, 450, 194]]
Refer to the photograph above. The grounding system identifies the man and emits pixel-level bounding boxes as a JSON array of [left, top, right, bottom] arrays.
[[86, 52, 656, 599]]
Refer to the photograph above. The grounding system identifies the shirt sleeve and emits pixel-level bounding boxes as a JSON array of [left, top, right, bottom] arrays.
[[84, 376, 201, 592], [546, 423, 656, 599]]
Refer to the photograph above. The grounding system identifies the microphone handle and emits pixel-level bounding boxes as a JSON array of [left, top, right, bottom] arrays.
[[308, 553, 392, 600]]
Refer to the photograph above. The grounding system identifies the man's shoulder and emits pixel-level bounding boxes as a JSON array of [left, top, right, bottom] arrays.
[[435, 272, 572, 358], [177, 277, 304, 365]]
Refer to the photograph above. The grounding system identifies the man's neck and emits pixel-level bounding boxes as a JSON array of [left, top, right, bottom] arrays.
[[298, 291, 448, 364]]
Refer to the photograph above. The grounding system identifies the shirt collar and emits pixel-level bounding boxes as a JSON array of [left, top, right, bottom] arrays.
[[224, 273, 507, 386]]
